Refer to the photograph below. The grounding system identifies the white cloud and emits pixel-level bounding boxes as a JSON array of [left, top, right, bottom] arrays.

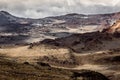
[[0, 0, 120, 18]]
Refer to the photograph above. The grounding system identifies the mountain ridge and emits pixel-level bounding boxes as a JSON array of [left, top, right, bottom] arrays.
[[0, 10, 120, 44], [1, 10, 120, 19]]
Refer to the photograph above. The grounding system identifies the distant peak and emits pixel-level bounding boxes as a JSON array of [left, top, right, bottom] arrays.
[[0, 11, 11, 15], [66, 13, 79, 15], [65, 13, 85, 17]]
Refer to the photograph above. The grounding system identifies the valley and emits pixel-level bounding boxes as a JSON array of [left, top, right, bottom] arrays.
[[0, 11, 120, 80]]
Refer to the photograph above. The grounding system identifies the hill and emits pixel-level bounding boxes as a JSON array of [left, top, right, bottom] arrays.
[[0, 11, 120, 44]]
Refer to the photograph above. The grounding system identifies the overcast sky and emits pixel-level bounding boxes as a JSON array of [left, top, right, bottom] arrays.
[[0, 0, 120, 18]]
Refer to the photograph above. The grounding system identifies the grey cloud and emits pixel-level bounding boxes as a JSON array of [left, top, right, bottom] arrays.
[[0, 0, 120, 18]]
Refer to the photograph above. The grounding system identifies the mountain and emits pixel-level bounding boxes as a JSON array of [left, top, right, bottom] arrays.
[[46, 12, 120, 27], [0, 11, 120, 44], [1, 11, 120, 27], [0, 11, 120, 80], [0, 11, 16, 25]]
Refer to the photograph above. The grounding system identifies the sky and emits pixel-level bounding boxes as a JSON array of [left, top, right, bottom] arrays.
[[0, 0, 120, 18]]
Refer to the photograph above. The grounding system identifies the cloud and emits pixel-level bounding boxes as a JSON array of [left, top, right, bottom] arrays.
[[0, 0, 120, 18]]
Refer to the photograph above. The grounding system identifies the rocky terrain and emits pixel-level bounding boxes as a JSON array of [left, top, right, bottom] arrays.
[[0, 55, 110, 80], [0, 11, 120, 80], [40, 30, 120, 53], [0, 11, 120, 44], [27, 20, 120, 80]]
